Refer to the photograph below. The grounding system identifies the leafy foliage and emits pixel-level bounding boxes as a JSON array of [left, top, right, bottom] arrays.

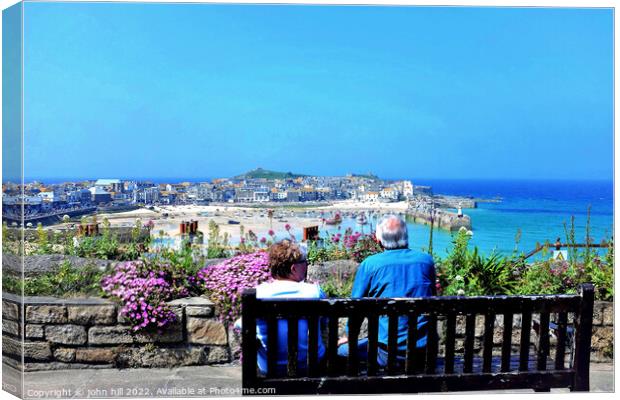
[[307, 228, 383, 264], [206, 220, 230, 259], [2, 261, 105, 297], [436, 228, 518, 296]]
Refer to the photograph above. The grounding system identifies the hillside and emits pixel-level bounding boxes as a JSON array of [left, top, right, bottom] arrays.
[[234, 168, 307, 180]]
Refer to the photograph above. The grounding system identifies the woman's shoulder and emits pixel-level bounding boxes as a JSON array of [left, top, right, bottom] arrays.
[[298, 281, 326, 298]]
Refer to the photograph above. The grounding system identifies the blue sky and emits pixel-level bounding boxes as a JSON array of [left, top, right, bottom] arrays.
[[21, 3, 613, 181]]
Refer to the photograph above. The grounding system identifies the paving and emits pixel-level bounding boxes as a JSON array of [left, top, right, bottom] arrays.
[[1, 362, 614, 399]]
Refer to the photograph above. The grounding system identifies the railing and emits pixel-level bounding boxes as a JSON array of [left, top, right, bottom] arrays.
[[522, 241, 611, 260]]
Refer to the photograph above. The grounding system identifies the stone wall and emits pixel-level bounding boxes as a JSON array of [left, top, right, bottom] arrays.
[[2, 293, 232, 371], [2, 292, 612, 371], [590, 301, 614, 362]]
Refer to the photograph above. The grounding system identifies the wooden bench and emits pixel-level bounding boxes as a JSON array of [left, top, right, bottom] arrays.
[[241, 283, 594, 395]]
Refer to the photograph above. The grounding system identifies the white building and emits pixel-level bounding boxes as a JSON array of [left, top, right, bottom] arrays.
[[96, 179, 123, 193], [402, 180, 414, 198], [363, 191, 380, 202], [253, 190, 270, 202], [380, 187, 400, 201]]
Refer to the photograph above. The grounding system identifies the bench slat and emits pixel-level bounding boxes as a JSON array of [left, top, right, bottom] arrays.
[[387, 314, 399, 375], [257, 369, 576, 395], [252, 296, 580, 318], [443, 312, 456, 374], [405, 312, 420, 375], [425, 314, 438, 374], [267, 317, 279, 378], [287, 318, 298, 377], [367, 314, 379, 376], [307, 316, 319, 377], [241, 289, 258, 386], [554, 312, 568, 370], [482, 313, 495, 373], [537, 312, 550, 371], [501, 312, 513, 372], [347, 315, 361, 376], [327, 315, 339, 377], [463, 314, 475, 373], [519, 310, 533, 371]]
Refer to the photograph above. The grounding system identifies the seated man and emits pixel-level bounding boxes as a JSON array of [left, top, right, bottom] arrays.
[[254, 240, 326, 376], [337, 215, 436, 368]]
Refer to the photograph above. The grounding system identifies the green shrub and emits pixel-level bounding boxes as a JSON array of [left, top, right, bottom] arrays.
[[7, 261, 107, 297], [437, 228, 518, 296], [320, 268, 356, 298], [206, 220, 229, 259], [307, 229, 383, 264]]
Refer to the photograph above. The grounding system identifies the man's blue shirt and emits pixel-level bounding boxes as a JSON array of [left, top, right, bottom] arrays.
[[351, 249, 436, 352]]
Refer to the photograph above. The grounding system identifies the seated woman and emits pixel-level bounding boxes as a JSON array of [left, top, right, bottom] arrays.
[[255, 239, 326, 376]]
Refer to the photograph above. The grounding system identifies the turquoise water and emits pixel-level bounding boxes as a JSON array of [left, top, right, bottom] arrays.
[[299, 180, 614, 259], [406, 179, 613, 258], [152, 179, 613, 260]]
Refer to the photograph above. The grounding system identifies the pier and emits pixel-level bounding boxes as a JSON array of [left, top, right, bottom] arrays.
[[405, 208, 471, 231]]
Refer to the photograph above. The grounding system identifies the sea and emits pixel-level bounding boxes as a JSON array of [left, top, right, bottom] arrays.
[[321, 179, 614, 259], [34, 176, 614, 259]]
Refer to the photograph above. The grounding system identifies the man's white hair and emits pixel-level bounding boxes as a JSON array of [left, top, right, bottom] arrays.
[[376, 214, 409, 249]]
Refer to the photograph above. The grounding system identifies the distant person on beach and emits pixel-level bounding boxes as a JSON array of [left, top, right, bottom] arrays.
[[251, 240, 326, 376], [337, 215, 436, 370]]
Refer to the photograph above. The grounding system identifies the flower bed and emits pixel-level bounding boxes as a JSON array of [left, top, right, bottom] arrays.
[[196, 251, 271, 325]]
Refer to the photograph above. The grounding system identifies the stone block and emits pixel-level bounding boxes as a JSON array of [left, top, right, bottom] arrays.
[[25, 305, 67, 324], [2, 336, 22, 357], [68, 305, 117, 325], [186, 306, 214, 318], [602, 303, 614, 326], [2, 301, 19, 321], [45, 325, 87, 345], [23, 341, 53, 360], [592, 303, 604, 326], [53, 348, 76, 362], [228, 326, 242, 360], [3, 355, 22, 370], [25, 324, 45, 339], [206, 346, 230, 364], [2, 320, 20, 336], [75, 348, 117, 363], [134, 323, 183, 344], [116, 346, 206, 368], [187, 318, 228, 345], [24, 362, 114, 372], [88, 326, 133, 345], [117, 309, 129, 325], [591, 326, 613, 362]]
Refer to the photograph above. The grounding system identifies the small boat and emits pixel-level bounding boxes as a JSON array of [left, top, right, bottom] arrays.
[[324, 212, 342, 225], [228, 220, 240, 225], [356, 213, 368, 225]]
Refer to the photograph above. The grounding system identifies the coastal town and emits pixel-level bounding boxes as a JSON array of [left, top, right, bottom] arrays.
[[2, 169, 480, 236]]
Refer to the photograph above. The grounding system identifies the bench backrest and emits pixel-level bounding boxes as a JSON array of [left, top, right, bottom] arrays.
[[241, 283, 594, 395]]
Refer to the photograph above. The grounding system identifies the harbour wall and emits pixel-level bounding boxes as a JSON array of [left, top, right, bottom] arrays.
[[406, 210, 472, 231]]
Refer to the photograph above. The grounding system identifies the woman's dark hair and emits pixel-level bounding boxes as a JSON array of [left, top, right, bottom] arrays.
[[268, 239, 305, 279]]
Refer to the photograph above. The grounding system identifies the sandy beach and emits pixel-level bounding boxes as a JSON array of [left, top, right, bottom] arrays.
[[91, 201, 409, 243]]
